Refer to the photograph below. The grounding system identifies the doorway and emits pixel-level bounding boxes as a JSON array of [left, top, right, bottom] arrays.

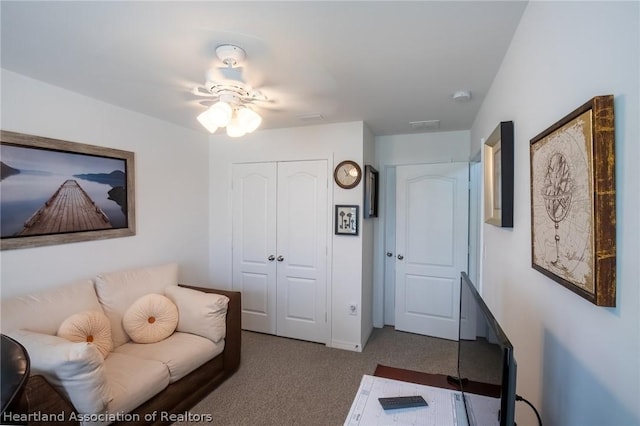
[[383, 162, 469, 340]]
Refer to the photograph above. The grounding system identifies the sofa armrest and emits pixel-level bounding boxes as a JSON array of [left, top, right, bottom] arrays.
[[178, 285, 241, 373]]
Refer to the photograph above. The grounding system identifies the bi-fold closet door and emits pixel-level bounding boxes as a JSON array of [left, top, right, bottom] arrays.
[[232, 160, 328, 344]]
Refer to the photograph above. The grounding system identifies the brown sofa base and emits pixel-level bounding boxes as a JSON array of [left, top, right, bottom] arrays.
[[12, 286, 241, 426]]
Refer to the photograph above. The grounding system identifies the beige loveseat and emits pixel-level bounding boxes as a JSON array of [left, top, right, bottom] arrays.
[[1, 263, 241, 425]]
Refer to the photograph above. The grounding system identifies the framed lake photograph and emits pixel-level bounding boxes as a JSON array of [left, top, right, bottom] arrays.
[[529, 95, 616, 306], [1, 131, 136, 250]]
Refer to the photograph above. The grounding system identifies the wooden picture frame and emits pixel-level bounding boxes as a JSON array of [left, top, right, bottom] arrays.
[[529, 95, 616, 306], [1, 130, 136, 250], [484, 121, 514, 227], [335, 205, 359, 235], [363, 165, 378, 218]]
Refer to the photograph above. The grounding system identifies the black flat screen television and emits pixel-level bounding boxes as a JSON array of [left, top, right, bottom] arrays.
[[457, 272, 517, 426]]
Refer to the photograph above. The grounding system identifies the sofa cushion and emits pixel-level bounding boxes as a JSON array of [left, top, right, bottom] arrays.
[[103, 352, 170, 419], [1, 280, 103, 335], [114, 332, 223, 383], [122, 294, 178, 344], [94, 263, 178, 348], [57, 311, 113, 359], [165, 285, 229, 343], [7, 329, 112, 415]]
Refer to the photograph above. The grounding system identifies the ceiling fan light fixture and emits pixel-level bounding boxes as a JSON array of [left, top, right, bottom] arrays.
[[196, 110, 219, 134], [226, 115, 247, 138], [196, 44, 265, 137], [237, 107, 262, 133], [208, 101, 233, 127]]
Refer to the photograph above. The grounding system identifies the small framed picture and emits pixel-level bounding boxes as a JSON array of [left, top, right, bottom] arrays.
[[484, 121, 514, 227], [335, 205, 359, 235], [364, 165, 378, 218]]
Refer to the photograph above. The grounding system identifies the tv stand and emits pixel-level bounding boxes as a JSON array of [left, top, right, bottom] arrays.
[[374, 364, 500, 398], [447, 375, 469, 387]]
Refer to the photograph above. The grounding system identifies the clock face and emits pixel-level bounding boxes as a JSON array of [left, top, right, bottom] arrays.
[[334, 160, 362, 189]]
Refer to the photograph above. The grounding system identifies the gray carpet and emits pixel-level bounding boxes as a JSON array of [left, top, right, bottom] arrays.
[[174, 326, 457, 426]]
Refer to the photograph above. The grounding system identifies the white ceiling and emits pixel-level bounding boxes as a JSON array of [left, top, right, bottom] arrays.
[[1, 1, 527, 137]]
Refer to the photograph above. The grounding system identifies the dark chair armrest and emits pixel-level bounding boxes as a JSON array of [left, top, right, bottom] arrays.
[[178, 285, 241, 373], [24, 375, 77, 425]]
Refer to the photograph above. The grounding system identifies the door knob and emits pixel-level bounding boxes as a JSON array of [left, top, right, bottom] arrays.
[[277, 256, 284, 262], [386, 252, 393, 257], [268, 255, 275, 261], [397, 254, 404, 260]]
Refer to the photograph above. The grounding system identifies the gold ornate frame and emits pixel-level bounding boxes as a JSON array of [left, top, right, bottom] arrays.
[[529, 95, 615, 306]]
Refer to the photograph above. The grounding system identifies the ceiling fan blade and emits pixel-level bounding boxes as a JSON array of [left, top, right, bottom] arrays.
[[192, 86, 215, 97]]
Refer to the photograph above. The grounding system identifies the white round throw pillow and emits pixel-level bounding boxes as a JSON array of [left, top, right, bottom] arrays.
[[57, 310, 113, 359], [122, 294, 178, 344]]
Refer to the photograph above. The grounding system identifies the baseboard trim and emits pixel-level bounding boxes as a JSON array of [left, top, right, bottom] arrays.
[[330, 339, 363, 352]]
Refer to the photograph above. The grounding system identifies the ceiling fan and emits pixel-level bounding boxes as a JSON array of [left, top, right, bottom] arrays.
[[193, 44, 270, 137]]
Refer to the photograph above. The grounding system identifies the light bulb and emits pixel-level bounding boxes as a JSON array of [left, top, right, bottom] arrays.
[[197, 110, 219, 134], [237, 107, 262, 133], [226, 115, 246, 138], [208, 101, 233, 127]]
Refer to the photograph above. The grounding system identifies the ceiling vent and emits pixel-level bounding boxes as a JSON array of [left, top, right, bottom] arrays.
[[409, 120, 440, 131], [297, 113, 324, 122]]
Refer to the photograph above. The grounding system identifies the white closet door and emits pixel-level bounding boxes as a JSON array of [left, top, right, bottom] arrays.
[[232, 162, 277, 334], [276, 160, 328, 343], [395, 162, 469, 340], [232, 160, 328, 343]]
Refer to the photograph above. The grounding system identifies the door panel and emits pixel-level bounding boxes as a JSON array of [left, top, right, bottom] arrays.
[[232, 163, 277, 334], [276, 160, 327, 343], [395, 163, 468, 340], [283, 277, 318, 322], [406, 176, 455, 267], [405, 275, 456, 319]]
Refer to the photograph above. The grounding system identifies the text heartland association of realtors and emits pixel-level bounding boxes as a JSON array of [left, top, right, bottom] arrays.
[[2, 410, 214, 423]]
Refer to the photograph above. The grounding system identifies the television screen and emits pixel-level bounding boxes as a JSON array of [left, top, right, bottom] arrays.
[[458, 272, 517, 426]]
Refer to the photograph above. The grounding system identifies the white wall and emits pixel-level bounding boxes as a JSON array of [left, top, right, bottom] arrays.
[[361, 123, 376, 346], [207, 121, 369, 350], [471, 2, 639, 425], [373, 130, 471, 326], [0, 70, 211, 297]]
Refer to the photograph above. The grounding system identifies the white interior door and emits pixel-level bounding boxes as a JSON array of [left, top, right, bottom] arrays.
[[232, 160, 328, 343], [276, 160, 328, 343], [232, 162, 277, 334], [395, 162, 469, 340]]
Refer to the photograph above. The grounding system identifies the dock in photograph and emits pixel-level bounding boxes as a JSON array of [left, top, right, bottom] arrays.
[[17, 179, 112, 236]]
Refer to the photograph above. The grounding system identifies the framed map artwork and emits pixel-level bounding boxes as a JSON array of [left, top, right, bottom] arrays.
[[529, 95, 616, 306]]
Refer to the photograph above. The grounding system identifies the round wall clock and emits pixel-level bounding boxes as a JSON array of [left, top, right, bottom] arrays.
[[334, 160, 362, 189]]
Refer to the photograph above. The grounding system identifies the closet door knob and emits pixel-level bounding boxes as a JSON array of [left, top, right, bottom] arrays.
[[268, 255, 275, 261], [386, 252, 393, 257], [397, 254, 404, 260], [277, 256, 284, 262]]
